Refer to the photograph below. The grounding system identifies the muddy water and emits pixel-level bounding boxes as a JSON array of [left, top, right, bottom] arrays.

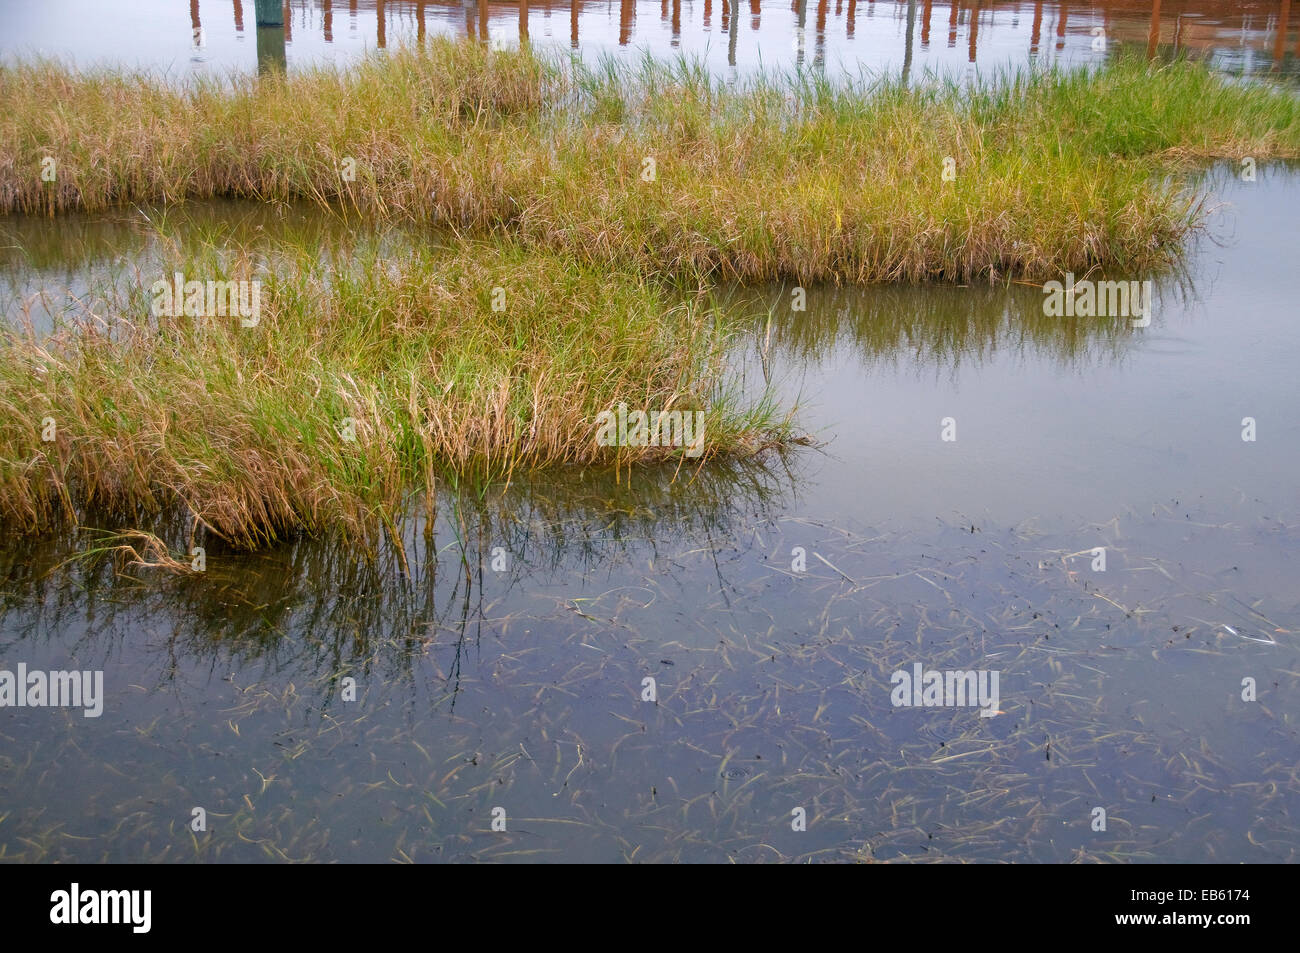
[[1, 156, 1297, 861]]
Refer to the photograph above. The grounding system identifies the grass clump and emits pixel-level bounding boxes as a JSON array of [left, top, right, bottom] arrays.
[[0, 238, 793, 547], [3, 44, 1299, 281]]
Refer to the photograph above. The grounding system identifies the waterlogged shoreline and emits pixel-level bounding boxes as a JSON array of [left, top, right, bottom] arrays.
[[0, 237, 797, 548], [1, 41, 1298, 551]]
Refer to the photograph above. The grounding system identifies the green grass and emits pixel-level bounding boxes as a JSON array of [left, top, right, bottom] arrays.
[[4, 43, 1299, 281], [0, 238, 796, 547]]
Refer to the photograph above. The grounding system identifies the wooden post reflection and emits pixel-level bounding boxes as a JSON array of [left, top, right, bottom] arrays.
[[968, 0, 978, 62], [376, 0, 384, 47], [815, 0, 827, 66], [847, 0, 855, 39], [794, 0, 806, 66], [571, 0, 579, 47], [1274, 0, 1291, 69], [254, 0, 286, 72], [1146, 0, 1160, 59], [520, 0, 529, 43], [672, 0, 681, 43], [234, 0, 244, 33], [323, 0, 332, 41], [903, 0, 915, 80], [730, 0, 740, 63], [620, 0, 634, 44], [1030, 0, 1042, 55], [947, 0, 957, 48], [1056, 2, 1067, 51], [704, 0, 712, 29], [751, 0, 760, 31], [920, 0, 931, 46], [480, 0, 489, 41]]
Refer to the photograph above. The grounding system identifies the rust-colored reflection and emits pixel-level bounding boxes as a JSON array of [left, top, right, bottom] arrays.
[[1274, 0, 1291, 69], [166, 1, 1300, 80], [620, 0, 634, 44]]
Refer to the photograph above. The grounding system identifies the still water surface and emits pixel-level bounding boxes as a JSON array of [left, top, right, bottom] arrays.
[[4, 1, 1300, 80]]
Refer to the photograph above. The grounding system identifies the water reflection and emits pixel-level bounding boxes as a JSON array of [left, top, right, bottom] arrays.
[[254, 0, 289, 72], [718, 276, 1184, 380], [1, 457, 800, 694], [3, 1, 1299, 80]]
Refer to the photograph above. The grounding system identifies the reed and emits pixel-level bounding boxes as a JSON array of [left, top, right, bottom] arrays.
[[0, 238, 795, 547], [4, 44, 1298, 281]]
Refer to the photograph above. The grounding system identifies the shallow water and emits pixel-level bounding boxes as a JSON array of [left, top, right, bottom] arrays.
[[1, 156, 1297, 861], [3, 1, 1300, 81]]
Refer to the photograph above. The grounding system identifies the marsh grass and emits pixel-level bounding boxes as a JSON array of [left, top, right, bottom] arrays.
[[4, 43, 1299, 547], [5, 43, 1300, 281], [0, 238, 797, 547]]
